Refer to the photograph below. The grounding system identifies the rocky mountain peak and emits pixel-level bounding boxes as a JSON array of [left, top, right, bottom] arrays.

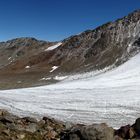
[[0, 37, 49, 49], [47, 10, 140, 74]]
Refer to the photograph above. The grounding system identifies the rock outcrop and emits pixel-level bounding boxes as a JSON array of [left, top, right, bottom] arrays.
[[1, 109, 140, 140], [61, 123, 114, 140], [61, 119, 140, 140], [0, 109, 65, 140]]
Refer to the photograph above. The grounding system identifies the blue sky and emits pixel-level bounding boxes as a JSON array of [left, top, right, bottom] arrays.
[[0, 0, 140, 42]]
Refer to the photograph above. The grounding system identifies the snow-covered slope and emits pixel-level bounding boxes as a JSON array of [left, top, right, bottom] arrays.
[[0, 53, 140, 128]]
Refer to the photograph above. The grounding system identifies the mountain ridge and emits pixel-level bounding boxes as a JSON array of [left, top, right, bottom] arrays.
[[0, 9, 140, 89]]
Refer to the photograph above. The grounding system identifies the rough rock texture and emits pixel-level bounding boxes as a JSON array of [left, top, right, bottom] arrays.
[[114, 118, 140, 140], [0, 37, 53, 69], [61, 123, 114, 140], [1, 109, 140, 140], [0, 10, 140, 89], [0, 38, 58, 89], [61, 120, 140, 140], [0, 109, 65, 140], [57, 10, 140, 72]]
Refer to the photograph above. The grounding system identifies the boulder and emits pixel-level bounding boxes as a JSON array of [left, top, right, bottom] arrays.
[[61, 123, 114, 140], [115, 125, 131, 138], [133, 118, 140, 136]]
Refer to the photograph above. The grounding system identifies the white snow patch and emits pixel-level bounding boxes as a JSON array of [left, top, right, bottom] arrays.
[[127, 43, 132, 53], [127, 43, 137, 53], [45, 42, 62, 51], [128, 43, 131, 47], [54, 76, 68, 81], [40, 77, 51, 81], [25, 66, 30, 69], [8, 57, 11, 60], [50, 66, 59, 73]]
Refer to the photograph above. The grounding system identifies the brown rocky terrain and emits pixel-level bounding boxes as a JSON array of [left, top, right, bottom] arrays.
[[0, 109, 140, 140], [0, 10, 140, 89]]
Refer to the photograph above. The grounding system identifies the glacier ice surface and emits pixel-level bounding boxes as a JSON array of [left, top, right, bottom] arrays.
[[0, 53, 140, 128]]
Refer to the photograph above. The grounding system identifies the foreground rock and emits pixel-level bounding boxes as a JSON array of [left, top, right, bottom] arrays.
[[61, 119, 140, 140], [60, 123, 114, 140], [0, 109, 65, 140], [0, 109, 140, 140]]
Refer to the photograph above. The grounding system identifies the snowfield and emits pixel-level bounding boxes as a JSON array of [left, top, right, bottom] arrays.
[[45, 42, 62, 51], [0, 53, 140, 128]]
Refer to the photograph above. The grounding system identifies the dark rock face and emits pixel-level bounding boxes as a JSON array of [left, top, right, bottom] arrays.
[[133, 118, 140, 135], [114, 118, 140, 140], [115, 125, 136, 139], [133, 37, 140, 46]]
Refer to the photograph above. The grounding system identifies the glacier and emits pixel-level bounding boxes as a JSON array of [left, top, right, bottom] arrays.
[[0, 53, 140, 128]]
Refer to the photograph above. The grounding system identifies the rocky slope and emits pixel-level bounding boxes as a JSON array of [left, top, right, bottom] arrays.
[[0, 10, 140, 89], [1, 109, 140, 140]]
